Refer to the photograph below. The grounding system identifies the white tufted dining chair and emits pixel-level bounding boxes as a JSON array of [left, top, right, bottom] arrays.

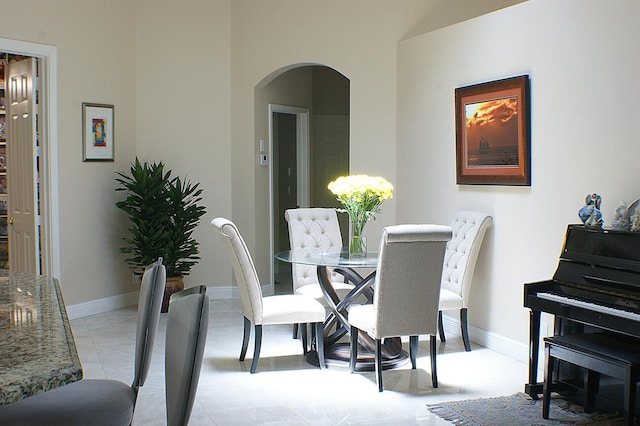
[[438, 210, 493, 351], [285, 208, 354, 299], [212, 217, 326, 373], [285, 208, 355, 337]]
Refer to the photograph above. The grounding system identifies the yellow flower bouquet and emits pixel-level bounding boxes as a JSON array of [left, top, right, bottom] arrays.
[[327, 175, 394, 256]]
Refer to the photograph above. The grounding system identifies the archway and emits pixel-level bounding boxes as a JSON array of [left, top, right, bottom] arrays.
[[255, 64, 350, 294]]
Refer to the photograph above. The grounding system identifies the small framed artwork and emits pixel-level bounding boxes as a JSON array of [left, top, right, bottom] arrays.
[[82, 102, 114, 162], [455, 75, 530, 185]]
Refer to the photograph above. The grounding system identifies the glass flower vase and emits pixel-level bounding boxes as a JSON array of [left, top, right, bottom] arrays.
[[348, 216, 367, 257]]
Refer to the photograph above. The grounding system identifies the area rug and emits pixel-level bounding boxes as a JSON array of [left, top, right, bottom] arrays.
[[426, 392, 623, 425]]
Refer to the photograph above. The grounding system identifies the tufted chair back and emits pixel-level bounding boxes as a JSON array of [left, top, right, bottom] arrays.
[[285, 208, 344, 292], [440, 211, 493, 306]]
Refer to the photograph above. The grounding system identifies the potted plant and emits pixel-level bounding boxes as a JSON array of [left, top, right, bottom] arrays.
[[115, 157, 206, 312]]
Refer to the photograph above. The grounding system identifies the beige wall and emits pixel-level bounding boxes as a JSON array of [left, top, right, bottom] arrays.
[[397, 0, 640, 349], [231, 0, 435, 283], [0, 0, 526, 314], [135, 0, 233, 290], [0, 0, 137, 304]]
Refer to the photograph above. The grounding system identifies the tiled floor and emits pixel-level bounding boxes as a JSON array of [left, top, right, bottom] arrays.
[[70, 298, 528, 425]]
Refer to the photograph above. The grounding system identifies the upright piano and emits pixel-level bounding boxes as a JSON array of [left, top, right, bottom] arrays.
[[524, 224, 640, 398]]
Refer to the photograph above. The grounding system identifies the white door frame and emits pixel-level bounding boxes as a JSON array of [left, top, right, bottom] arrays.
[[0, 38, 60, 278], [268, 104, 309, 288]]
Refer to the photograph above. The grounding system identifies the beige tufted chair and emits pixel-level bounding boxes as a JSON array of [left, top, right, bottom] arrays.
[[349, 224, 452, 392], [212, 217, 326, 373], [285, 208, 356, 338], [285, 208, 354, 297], [438, 210, 493, 351]]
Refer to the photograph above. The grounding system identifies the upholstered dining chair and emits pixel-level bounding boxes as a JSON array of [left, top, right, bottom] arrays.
[[285, 207, 355, 337], [0, 258, 166, 426], [438, 210, 493, 352], [165, 285, 209, 426], [212, 217, 326, 373], [348, 224, 452, 392]]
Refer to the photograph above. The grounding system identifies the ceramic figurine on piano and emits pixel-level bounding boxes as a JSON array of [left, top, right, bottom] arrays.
[[611, 201, 631, 231], [578, 193, 603, 228]]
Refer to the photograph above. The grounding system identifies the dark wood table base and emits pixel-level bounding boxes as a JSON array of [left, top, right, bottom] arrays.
[[306, 343, 410, 371]]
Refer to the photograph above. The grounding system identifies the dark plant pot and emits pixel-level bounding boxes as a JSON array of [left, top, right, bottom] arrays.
[[162, 275, 184, 313]]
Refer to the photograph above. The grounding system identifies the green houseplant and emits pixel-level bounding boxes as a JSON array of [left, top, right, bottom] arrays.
[[115, 157, 206, 311]]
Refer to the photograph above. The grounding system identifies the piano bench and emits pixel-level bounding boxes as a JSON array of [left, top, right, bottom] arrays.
[[542, 333, 640, 426]]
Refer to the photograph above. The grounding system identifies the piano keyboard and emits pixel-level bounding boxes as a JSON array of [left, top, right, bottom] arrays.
[[536, 292, 640, 322]]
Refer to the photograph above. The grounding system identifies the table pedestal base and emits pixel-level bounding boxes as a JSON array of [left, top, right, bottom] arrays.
[[305, 343, 409, 372]]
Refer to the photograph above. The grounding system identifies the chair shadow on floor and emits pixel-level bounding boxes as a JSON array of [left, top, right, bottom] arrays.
[[206, 354, 321, 374]]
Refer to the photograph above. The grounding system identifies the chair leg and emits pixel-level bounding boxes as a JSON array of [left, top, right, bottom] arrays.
[[349, 326, 358, 373], [542, 344, 554, 419], [250, 325, 262, 374], [430, 335, 438, 388], [460, 308, 471, 351], [292, 323, 299, 339], [316, 322, 326, 369], [300, 323, 308, 355], [375, 338, 383, 392], [409, 335, 418, 369], [240, 316, 251, 361], [438, 311, 446, 343]]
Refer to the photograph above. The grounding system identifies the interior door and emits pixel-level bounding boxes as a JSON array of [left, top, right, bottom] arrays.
[[273, 112, 297, 293], [7, 57, 38, 273]]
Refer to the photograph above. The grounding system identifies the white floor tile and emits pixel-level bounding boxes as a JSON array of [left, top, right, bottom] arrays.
[[70, 298, 527, 425]]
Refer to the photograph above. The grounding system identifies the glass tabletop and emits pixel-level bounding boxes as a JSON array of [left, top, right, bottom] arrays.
[[275, 248, 379, 268]]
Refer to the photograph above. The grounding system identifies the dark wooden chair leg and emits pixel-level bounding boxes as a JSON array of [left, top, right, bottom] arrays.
[[240, 316, 251, 361], [349, 326, 358, 373], [316, 322, 326, 369], [438, 311, 446, 343], [300, 323, 308, 354], [250, 325, 262, 374], [430, 335, 438, 388], [375, 338, 383, 392], [542, 344, 554, 419], [460, 308, 471, 351], [410, 335, 418, 369], [292, 323, 298, 339]]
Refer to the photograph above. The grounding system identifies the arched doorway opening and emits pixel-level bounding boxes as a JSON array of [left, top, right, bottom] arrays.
[[256, 64, 350, 294]]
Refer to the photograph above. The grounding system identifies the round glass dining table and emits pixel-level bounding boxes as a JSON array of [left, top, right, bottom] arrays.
[[275, 248, 409, 371]]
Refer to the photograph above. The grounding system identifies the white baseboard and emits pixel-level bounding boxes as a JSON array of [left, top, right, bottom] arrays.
[[441, 313, 529, 364], [67, 288, 526, 366], [66, 291, 139, 320], [205, 284, 275, 299], [67, 284, 275, 320]]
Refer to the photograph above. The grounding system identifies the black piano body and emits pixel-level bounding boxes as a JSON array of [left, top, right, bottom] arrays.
[[524, 224, 640, 402]]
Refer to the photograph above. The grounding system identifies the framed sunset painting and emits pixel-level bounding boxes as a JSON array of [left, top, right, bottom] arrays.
[[455, 75, 530, 185]]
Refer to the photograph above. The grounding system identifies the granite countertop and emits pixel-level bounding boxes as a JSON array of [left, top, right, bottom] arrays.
[[0, 270, 82, 405]]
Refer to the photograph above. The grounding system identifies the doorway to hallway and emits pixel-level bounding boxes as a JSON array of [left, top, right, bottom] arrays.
[[263, 65, 351, 295], [0, 38, 59, 277], [271, 106, 309, 295]]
